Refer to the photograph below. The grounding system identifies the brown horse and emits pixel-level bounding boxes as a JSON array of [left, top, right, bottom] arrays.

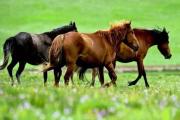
[[43, 21, 139, 87], [0, 22, 77, 86], [89, 28, 171, 87]]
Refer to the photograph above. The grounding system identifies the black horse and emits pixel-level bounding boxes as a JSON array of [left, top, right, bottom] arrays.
[[0, 21, 77, 86]]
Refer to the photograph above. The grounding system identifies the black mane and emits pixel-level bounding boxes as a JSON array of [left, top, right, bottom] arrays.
[[43, 22, 77, 39], [152, 28, 169, 44]]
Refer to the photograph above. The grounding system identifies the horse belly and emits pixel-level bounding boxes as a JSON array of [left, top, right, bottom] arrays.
[[14, 50, 45, 65], [76, 55, 102, 68]]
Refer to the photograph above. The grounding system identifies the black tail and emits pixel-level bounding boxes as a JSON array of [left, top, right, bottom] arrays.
[[78, 67, 88, 80], [0, 37, 14, 70]]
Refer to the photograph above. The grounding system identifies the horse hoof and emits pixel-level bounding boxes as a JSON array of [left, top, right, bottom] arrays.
[[102, 83, 110, 87], [113, 83, 117, 87], [44, 84, 47, 87], [65, 83, 69, 86], [54, 84, 59, 87], [11, 82, 14, 86], [90, 85, 95, 88], [145, 84, 150, 88], [103, 82, 116, 87], [128, 81, 135, 86]]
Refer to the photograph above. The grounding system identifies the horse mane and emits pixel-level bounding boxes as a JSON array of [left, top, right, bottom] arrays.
[[95, 20, 130, 50], [110, 20, 130, 29], [95, 30, 112, 44], [43, 22, 77, 39], [109, 21, 130, 41], [151, 28, 169, 44]]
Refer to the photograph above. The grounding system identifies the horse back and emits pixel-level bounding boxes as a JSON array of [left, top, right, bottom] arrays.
[[133, 28, 153, 44], [15, 32, 33, 46], [63, 32, 114, 66]]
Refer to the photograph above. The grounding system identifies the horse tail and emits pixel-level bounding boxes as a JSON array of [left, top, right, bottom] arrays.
[[78, 67, 88, 80], [43, 34, 65, 72], [0, 37, 14, 70], [43, 63, 54, 72]]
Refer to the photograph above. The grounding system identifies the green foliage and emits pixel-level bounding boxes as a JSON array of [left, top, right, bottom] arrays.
[[0, 69, 180, 119]]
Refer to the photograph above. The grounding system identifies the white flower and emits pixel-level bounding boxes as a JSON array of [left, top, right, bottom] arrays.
[[52, 111, 61, 119], [64, 107, 72, 115], [80, 95, 89, 103], [19, 94, 26, 100], [22, 101, 31, 109]]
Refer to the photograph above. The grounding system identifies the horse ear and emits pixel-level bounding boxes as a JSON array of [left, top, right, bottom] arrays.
[[163, 27, 165, 31], [125, 21, 131, 28], [162, 27, 170, 34], [69, 21, 73, 25], [72, 21, 76, 26]]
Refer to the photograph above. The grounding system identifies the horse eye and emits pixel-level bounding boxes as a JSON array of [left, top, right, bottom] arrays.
[[129, 30, 133, 34]]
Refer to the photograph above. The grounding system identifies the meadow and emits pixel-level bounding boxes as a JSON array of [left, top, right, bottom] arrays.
[[0, 69, 180, 120], [0, 0, 180, 120]]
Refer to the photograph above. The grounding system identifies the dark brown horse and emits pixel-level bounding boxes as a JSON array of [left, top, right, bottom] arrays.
[[0, 22, 77, 86], [89, 28, 171, 88], [43, 21, 139, 87]]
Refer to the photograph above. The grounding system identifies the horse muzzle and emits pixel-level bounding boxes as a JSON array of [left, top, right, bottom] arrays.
[[165, 54, 172, 59], [132, 44, 139, 52]]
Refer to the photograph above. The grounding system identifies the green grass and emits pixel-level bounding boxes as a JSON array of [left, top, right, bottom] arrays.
[[0, 69, 180, 120], [0, 0, 180, 120], [0, 0, 180, 65]]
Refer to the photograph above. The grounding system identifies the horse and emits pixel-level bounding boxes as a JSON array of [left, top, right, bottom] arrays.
[[0, 21, 77, 86], [43, 21, 139, 87], [89, 28, 171, 88]]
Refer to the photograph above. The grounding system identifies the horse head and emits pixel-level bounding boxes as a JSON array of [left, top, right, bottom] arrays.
[[69, 21, 78, 32], [156, 28, 172, 59], [110, 21, 139, 52]]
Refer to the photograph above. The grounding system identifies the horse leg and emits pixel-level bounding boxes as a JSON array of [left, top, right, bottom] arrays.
[[142, 69, 149, 88], [70, 72, 74, 85], [16, 62, 26, 84], [104, 63, 117, 87], [7, 59, 18, 86], [64, 63, 75, 86], [113, 61, 116, 68], [71, 66, 78, 85], [98, 67, 104, 86], [128, 60, 144, 86], [90, 68, 97, 86], [54, 67, 62, 87], [43, 72, 47, 86]]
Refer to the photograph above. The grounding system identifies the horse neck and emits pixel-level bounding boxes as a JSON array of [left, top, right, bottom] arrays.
[[43, 31, 60, 40], [96, 30, 117, 49], [134, 29, 157, 49], [43, 26, 73, 40]]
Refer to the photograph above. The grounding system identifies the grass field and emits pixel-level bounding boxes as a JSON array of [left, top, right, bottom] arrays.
[[0, 0, 180, 120], [0, 69, 180, 120]]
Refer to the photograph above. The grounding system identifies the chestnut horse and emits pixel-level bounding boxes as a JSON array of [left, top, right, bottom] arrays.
[[0, 22, 77, 86], [89, 28, 171, 87], [43, 21, 139, 87]]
